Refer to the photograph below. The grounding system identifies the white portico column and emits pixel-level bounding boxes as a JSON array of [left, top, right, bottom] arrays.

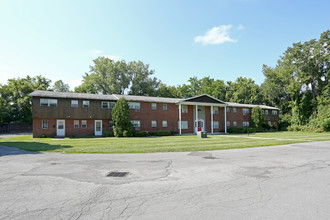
[[179, 103, 182, 135], [224, 105, 227, 134], [211, 105, 214, 134], [195, 104, 198, 133]]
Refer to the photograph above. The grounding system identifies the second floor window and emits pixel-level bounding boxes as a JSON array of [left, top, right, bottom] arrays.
[[40, 98, 57, 107], [243, 108, 249, 115], [151, 103, 157, 110], [129, 102, 140, 112], [272, 110, 278, 115], [233, 108, 237, 113], [226, 107, 230, 112], [71, 100, 78, 108], [102, 101, 115, 109], [213, 106, 219, 114], [83, 101, 89, 108], [163, 104, 167, 111], [181, 105, 188, 113], [265, 110, 269, 115]]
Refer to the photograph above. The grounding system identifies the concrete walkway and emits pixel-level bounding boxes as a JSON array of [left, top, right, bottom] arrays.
[[1, 141, 330, 219]]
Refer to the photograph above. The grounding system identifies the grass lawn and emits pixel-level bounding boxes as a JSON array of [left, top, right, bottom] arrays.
[[0, 131, 329, 154]]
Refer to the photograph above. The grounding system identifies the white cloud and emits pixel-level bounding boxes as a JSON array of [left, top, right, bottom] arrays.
[[88, 49, 102, 56], [104, 55, 121, 61], [237, 24, 245, 30], [194, 25, 237, 45]]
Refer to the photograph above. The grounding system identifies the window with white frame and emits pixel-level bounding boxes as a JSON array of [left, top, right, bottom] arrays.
[[151, 120, 157, 127], [265, 110, 269, 115], [213, 106, 219, 114], [226, 121, 230, 127], [268, 121, 272, 125], [71, 100, 78, 108], [272, 110, 278, 115], [243, 121, 250, 127], [74, 120, 79, 128], [40, 98, 57, 107], [233, 121, 237, 126], [151, 103, 157, 110], [162, 120, 167, 127], [233, 107, 237, 113], [162, 104, 167, 110], [109, 121, 114, 128], [42, 120, 48, 129], [81, 120, 87, 128], [83, 101, 89, 108], [213, 121, 219, 129], [131, 120, 140, 130], [178, 121, 188, 129], [243, 108, 249, 115], [226, 107, 230, 112], [102, 101, 115, 109], [129, 102, 140, 112], [181, 105, 188, 113]]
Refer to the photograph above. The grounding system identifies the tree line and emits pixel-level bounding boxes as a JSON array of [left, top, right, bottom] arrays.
[[0, 30, 329, 131]]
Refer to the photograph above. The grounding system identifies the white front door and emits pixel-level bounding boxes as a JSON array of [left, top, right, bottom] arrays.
[[56, 120, 65, 137], [95, 120, 102, 136]]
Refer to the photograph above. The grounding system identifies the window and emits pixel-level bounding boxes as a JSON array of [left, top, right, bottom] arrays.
[[129, 102, 140, 112], [226, 107, 230, 112], [42, 120, 48, 129], [268, 121, 272, 125], [243, 121, 250, 127], [131, 120, 140, 130], [178, 121, 188, 129], [151, 103, 157, 110], [83, 101, 89, 108], [102, 101, 115, 109], [71, 100, 78, 108], [233, 121, 237, 126], [226, 121, 230, 127], [272, 110, 278, 115], [213, 121, 219, 129], [73, 120, 79, 128], [81, 120, 87, 128], [213, 106, 219, 114], [40, 98, 57, 107], [109, 121, 114, 128], [181, 105, 188, 113], [162, 120, 167, 127], [233, 108, 237, 113], [151, 120, 157, 127], [243, 108, 249, 115], [162, 104, 167, 110], [265, 110, 269, 115], [273, 121, 276, 126]]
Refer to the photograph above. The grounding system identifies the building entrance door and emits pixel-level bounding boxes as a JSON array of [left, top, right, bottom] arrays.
[[195, 120, 204, 133], [95, 120, 102, 136], [56, 120, 65, 137]]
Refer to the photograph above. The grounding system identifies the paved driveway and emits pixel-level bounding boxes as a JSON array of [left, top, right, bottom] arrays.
[[1, 141, 330, 220]]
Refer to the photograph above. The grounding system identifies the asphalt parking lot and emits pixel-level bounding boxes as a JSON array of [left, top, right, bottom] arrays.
[[1, 141, 330, 220]]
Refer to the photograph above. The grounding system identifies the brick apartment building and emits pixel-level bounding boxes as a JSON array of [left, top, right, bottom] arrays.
[[30, 90, 279, 138]]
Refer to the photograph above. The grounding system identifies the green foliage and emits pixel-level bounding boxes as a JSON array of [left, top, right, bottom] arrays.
[[154, 130, 171, 136], [102, 131, 114, 137], [226, 77, 263, 104], [52, 80, 70, 92], [228, 126, 247, 134], [134, 131, 149, 137], [41, 133, 47, 138], [111, 98, 133, 137], [0, 75, 51, 123], [251, 106, 265, 129]]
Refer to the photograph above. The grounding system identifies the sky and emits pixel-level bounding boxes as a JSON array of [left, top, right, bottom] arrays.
[[0, 0, 329, 90]]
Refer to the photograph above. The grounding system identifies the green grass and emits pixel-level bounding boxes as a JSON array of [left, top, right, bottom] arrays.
[[0, 131, 329, 154]]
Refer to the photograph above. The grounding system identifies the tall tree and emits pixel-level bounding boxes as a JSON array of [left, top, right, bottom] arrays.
[[226, 77, 263, 104], [111, 98, 134, 137], [251, 106, 265, 130], [52, 80, 70, 92]]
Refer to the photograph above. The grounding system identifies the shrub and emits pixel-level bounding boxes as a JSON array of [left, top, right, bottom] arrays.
[[102, 130, 114, 137], [41, 133, 47, 138], [248, 127, 256, 133], [123, 128, 134, 137], [154, 130, 171, 136], [228, 126, 247, 134], [134, 131, 148, 137], [112, 98, 133, 137], [113, 126, 123, 137]]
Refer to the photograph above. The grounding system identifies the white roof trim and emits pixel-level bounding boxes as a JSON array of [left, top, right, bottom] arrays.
[[179, 94, 226, 104]]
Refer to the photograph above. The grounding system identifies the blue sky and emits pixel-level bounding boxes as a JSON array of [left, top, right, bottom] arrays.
[[0, 0, 329, 89]]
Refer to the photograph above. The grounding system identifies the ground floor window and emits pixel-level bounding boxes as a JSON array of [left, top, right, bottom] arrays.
[[162, 120, 167, 127], [178, 121, 188, 129], [81, 120, 87, 128], [131, 120, 140, 130], [213, 121, 219, 129], [268, 121, 272, 125], [109, 121, 114, 128], [243, 121, 249, 127], [42, 120, 48, 129], [74, 120, 79, 128], [233, 121, 237, 126], [151, 120, 157, 127], [226, 121, 230, 127]]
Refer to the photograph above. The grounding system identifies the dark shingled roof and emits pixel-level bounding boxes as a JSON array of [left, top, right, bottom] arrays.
[[29, 90, 118, 101]]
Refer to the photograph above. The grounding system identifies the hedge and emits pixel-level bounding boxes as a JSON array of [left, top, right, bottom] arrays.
[[154, 130, 171, 136], [134, 131, 149, 137]]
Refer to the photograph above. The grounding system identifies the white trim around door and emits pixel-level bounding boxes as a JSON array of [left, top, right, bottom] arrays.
[[56, 120, 65, 137], [95, 120, 102, 136]]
